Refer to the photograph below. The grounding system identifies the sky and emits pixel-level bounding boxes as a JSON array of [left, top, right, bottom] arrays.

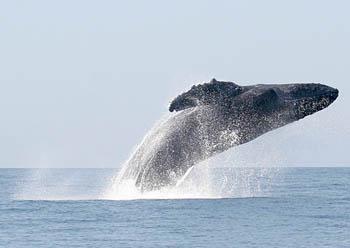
[[0, 0, 349, 168]]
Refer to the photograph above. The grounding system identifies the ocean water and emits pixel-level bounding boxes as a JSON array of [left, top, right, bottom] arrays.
[[0, 168, 349, 247]]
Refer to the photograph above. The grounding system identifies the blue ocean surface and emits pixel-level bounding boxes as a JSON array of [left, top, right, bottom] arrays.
[[0, 168, 349, 247]]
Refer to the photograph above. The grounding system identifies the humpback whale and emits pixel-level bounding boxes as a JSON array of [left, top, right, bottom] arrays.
[[119, 79, 338, 192]]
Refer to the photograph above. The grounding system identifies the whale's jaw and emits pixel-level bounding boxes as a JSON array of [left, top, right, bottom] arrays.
[[290, 85, 338, 120]]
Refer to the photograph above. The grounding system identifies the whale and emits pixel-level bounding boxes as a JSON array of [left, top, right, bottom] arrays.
[[119, 79, 338, 192]]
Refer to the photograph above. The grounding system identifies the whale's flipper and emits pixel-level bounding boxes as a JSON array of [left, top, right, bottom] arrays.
[[176, 166, 194, 187], [169, 79, 242, 112]]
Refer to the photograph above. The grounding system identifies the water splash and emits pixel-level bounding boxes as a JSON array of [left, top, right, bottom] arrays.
[[103, 164, 279, 200], [16, 111, 281, 201], [103, 110, 280, 200], [104, 161, 213, 200]]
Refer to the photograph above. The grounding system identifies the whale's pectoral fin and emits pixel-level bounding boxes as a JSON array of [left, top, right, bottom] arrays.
[[175, 166, 194, 187], [169, 79, 242, 112], [169, 96, 199, 112]]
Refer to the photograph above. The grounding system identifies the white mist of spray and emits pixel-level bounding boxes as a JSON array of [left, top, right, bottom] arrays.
[[15, 110, 282, 201], [103, 111, 281, 200]]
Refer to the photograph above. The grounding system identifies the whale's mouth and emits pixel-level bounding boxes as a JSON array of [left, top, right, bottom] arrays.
[[291, 86, 338, 119], [284, 83, 338, 100], [294, 89, 338, 102], [322, 88, 339, 102]]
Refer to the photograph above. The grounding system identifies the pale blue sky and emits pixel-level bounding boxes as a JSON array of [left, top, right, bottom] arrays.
[[0, 0, 349, 167]]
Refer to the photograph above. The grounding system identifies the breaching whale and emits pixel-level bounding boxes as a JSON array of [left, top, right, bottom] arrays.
[[119, 79, 338, 192]]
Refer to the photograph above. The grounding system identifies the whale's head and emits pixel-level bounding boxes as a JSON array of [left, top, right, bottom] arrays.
[[169, 79, 338, 142]]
